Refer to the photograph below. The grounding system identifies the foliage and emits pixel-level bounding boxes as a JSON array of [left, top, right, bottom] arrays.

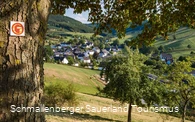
[[68, 38, 79, 45], [79, 39, 86, 45], [102, 48, 166, 122], [163, 58, 195, 122], [178, 56, 187, 62], [99, 43, 105, 49], [144, 59, 156, 66], [187, 44, 192, 49], [140, 45, 159, 55], [44, 45, 54, 62], [52, 0, 195, 46], [112, 39, 120, 46], [80, 61, 88, 67], [158, 45, 165, 52], [67, 56, 75, 65], [44, 81, 78, 107]]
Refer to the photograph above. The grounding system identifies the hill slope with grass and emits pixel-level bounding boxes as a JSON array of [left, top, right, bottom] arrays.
[[44, 63, 103, 95], [48, 14, 94, 33], [154, 27, 195, 58], [44, 63, 193, 122]]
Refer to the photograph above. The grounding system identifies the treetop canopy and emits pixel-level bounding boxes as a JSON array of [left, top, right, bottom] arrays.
[[52, 0, 195, 46]]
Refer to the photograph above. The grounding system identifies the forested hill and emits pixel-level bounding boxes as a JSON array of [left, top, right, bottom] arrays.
[[48, 14, 94, 33], [48, 14, 144, 35]]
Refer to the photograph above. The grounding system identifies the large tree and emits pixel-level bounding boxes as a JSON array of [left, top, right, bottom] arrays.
[[0, 0, 51, 121], [0, 0, 195, 122]]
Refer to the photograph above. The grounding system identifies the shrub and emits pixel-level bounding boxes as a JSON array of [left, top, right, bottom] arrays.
[[191, 51, 195, 54], [187, 44, 192, 49], [44, 82, 78, 107]]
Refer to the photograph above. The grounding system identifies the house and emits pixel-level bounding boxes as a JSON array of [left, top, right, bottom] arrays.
[[84, 51, 89, 57], [56, 44, 62, 49], [77, 53, 85, 60], [74, 48, 83, 56], [64, 47, 72, 52], [87, 63, 94, 69], [88, 50, 95, 55], [53, 52, 64, 61], [62, 57, 69, 64], [64, 51, 75, 59], [105, 47, 111, 52], [86, 42, 93, 48], [74, 62, 79, 67], [92, 47, 100, 53], [83, 57, 91, 63], [190, 70, 195, 76], [99, 49, 109, 58], [71, 45, 78, 51], [81, 44, 87, 49], [60, 42, 71, 47], [111, 46, 118, 51], [54, 52, 62, 57], [160, 53, 173, 64]]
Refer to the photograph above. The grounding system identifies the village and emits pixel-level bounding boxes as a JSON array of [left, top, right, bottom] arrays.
[[46, 39, 176, 67]]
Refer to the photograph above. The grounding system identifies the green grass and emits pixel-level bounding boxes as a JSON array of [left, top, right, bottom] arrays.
[[44, 63, 104, 95], [110, 27, 195, 58], [45, 93, 192, 122], [154, 27, 195, 58], [44, 63, 193, 122], [111, 31, 140, 44], [64, 32, 103, 38]]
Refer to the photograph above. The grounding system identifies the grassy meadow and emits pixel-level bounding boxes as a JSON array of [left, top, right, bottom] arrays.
[[154, 27, 195, 58], [44, 63, 192, 122], [44, 63, 103, 95], [111, 27, 195, 58], [45, 93, 191, 122]]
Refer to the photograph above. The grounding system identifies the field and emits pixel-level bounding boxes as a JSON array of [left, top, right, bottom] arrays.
[[46, 93, 191, 122], [110, 31, 140, 43], [44, 63, 192, 122], [44, 63, 103, 95], [64, 32, 103, 38], [154, 27, 195, 58]]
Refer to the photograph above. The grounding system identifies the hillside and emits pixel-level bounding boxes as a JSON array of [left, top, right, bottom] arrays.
[[47, 15, 94, 34], [44, 63, 191, 122], [154, 27, 195, 58], [44, 63, 104, 95]]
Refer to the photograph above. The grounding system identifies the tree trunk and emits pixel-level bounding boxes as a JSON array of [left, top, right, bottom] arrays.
[[173, 32, 176, 40], [127, 102, 132, 122], [181, 100, 188, 122], [0, 0, 51, 122]]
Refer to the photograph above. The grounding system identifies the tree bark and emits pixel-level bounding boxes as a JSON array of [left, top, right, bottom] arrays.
[[0, 0, 51, 122], [181, 100, 188, 122], [127, 102, 132, 122]]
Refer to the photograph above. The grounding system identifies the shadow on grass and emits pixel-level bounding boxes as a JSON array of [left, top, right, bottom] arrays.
[[80, 92, 112, 100], [46, 111, 123, 122]]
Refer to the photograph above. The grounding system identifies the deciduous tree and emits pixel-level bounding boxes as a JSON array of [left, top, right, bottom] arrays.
[[102, 48, 165, 122], [164, 58, 195, 122]]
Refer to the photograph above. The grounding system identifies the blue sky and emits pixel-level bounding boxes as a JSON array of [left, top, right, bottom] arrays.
[[65, 8, 90, 24]]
